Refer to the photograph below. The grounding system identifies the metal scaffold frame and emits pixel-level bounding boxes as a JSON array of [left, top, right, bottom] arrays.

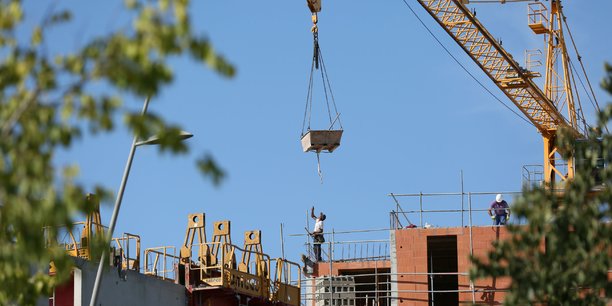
[[293, 188, 520, 306]]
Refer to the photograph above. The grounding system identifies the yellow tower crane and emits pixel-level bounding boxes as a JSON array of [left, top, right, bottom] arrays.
[[415, 0, 594, 187]]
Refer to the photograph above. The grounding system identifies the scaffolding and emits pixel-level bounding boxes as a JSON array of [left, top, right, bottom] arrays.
[[294, 190, 519, 306], [313, 276, 356, 306], [389, 191, 522, 229], [300, 272, 509, 305]]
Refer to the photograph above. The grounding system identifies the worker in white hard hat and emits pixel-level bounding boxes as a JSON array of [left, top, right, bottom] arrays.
[[488, 194, 510, 225], [310, 206, 326, 262]]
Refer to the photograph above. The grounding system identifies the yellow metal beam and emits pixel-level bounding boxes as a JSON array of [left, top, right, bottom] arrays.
[[416, 0, 579, 138], [417, 0, 583, 186]]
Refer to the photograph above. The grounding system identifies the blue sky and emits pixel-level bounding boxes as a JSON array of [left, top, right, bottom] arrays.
[[28, 0, 612, 264]]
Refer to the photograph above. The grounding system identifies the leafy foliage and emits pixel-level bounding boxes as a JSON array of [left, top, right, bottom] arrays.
[[470, 66, 612, 305], [0, 0, 232, 304]]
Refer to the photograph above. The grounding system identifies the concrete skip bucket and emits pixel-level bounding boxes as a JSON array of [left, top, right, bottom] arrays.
[[301, 130, 343, 153]]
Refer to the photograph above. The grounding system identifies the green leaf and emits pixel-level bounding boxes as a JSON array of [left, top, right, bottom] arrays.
[[31, 26, 42, 45], [0, 0, 233, 302], [197, 154, 225, 186]]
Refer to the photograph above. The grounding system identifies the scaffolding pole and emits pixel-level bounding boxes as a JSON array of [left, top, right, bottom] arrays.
[[469, 192, 476, 304]]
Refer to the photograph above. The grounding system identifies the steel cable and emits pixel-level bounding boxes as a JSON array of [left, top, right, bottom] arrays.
[[302, 32, 343, 133], [400, 0, 536, 129], [561, 11, 608, 133]]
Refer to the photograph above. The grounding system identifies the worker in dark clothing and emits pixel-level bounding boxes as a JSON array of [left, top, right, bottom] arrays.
[[488, 194, 511, 225], [310, 206, 326, 262]]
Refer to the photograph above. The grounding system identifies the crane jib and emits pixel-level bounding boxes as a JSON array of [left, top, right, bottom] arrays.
[[416, 0, 582, 138]]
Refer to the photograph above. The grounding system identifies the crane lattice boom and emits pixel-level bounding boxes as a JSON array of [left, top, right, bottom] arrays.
[[417, 0, 580, 138], [417, 0, 585, 186]]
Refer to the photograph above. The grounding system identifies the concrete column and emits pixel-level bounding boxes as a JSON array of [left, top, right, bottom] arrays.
[[389, 230, 398, 306], [74, 268, 82, 306]]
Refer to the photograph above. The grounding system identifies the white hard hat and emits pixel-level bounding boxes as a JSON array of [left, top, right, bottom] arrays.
[[496, 194, 503, 203]]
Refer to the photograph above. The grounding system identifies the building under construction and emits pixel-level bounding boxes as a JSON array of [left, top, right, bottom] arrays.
[[46, 190, 512, 306], [298, 191, 515, 306], [46, 190, 522, 306], [43, 0, 610, 305], [47, 209, 301, 306], [294, 0, 609, 304]]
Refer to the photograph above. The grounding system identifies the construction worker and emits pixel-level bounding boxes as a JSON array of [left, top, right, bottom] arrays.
[[488, 194, 510, 225], [310, 206, 326, 262]]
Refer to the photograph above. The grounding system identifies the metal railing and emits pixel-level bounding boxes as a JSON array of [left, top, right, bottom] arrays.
[[111, 233, 140, 272], [192, 241, 301, 305], [293, 190, 522, 305], [522, 164, 544, 187], [292, 228, 391, 264], [389, 191, 522, 228], [271, 258, 301, 306], [528, 2, 549, 29], [525, 49, 543, 72], [301, 271, 509, 306], [333, 239, 389, 262], [44, 221, 107, 260], [144, 246, 179, 281], [142, 242, 301, 305]]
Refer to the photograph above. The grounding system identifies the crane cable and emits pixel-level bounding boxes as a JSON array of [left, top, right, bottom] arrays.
[[301, 12, 343, 184], [301, 31, 343, 137], [566, 55, 593, 135], [568, 59, 591, 134], [400, 0, 536, 129], [561, 11, 608, 133], [559, 29, 592, 136], [303, 42, 316, 135]]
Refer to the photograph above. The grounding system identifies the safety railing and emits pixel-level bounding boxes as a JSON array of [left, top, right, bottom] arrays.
[[45, 224, 80, 257], [522, 164, 544, 187], [271, 258, 301, 306], [389, 191, 522, 229], [333, 239, 389, 262], [196, 241, 235, 287], [44, 221, 107, 260], [111, 233, 141, 272], [383, 191, 520, 306], [144, 246, 179, 281], [190, 242, 301, 304], [292, 228, 391, 264], [293, 190, 528, 306], [301, 271, 509, 306], [525, 49, 543, 72], [195, 242, 271, 299], [528, 2, 548, 34]]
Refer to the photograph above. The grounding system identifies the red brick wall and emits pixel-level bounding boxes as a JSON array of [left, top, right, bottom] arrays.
[[394, 227, 511, 306]]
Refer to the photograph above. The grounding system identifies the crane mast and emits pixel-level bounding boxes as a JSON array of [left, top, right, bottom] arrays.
[[541, 0, 580, 184], [416, 0, 583, 187]]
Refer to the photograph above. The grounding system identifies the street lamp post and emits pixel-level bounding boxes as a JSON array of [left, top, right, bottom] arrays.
[[88, 97, 192, 306]]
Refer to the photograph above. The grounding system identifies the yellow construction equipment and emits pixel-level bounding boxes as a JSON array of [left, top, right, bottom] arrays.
[[144, 246, 179, 280], [208, 220, 235, 268], [45, 194, 104, 261], [180, 213, 207, 265], [168, 212, 300, 305], [46, 194, 141, 274], [111, 233, 141, 272], [416, 0, 593, 187], [271, 258, 302, 306]]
